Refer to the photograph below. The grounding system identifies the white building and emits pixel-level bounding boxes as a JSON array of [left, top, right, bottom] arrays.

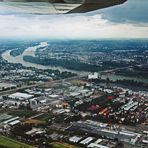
[[69, 136, 82, 143], [88, 72, 99, 80], [9, 92, 34, 100], [80, 137, 94, 145]]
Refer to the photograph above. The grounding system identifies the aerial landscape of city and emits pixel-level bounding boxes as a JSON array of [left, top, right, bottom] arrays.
[[0, 39, 148, 148], [0, 0, 148, 148]]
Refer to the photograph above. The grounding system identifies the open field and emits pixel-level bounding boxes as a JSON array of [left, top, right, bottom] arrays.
[[71, 79, 87, 85], [0, 135, 33, 148], [49, 142, 80, 148], [24, 119, 46, 125]]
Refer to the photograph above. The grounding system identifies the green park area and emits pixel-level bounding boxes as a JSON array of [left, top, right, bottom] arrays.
[[0, 135, 33, 148]]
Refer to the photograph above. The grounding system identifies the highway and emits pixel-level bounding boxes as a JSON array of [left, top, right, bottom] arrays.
[[99, 65, 134, 74]]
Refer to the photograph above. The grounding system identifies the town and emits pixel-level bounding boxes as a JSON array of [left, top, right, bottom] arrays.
[[0, 40, 148, 148], [0, 72, 148, 148], [0, 0, 148, 147]]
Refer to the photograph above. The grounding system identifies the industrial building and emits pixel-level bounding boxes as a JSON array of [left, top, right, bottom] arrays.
[[68, 120, 141, 145], [8, 92, 34, 100]]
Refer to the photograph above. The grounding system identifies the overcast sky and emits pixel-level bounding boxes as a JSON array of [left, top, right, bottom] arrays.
[[0, 0, 148, 39]]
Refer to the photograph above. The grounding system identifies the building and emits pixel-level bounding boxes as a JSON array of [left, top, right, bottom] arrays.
[[9, 92, 34, 100], [68, 120, 141, 145], [80, 137, 94, 145], [69, 136, 82, 143], [88, 143, 109, 148], [88, 72, 99, 80]]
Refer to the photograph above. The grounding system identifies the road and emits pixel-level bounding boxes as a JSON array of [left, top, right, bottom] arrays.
[[99, 65, 133, 74], [28, 113, 45, 120]]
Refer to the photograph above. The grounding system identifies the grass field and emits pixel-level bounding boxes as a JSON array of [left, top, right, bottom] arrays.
[[0, 135, 33, 148], [49, 142, 80, 148]]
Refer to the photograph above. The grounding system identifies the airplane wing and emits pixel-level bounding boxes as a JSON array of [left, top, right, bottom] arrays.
[[67, 0, 127, 13], [0, 0, 127, 14], [0, 1, 81, 14]]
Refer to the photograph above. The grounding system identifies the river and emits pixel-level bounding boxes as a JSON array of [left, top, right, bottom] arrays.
[[1, 42, 87, 75], [1, 42, 148, 87]]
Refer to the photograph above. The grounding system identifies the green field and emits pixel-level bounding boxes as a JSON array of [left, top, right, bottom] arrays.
[[0, 135, 33, 148], [49, 142, 80, 148]]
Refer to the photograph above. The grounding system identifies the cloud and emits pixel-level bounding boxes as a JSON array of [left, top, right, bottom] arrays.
[[0, 13, 148, 39], [92, 0, 148, 24], [0, 6, 148, 39], [0, 0, 148, 39]]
